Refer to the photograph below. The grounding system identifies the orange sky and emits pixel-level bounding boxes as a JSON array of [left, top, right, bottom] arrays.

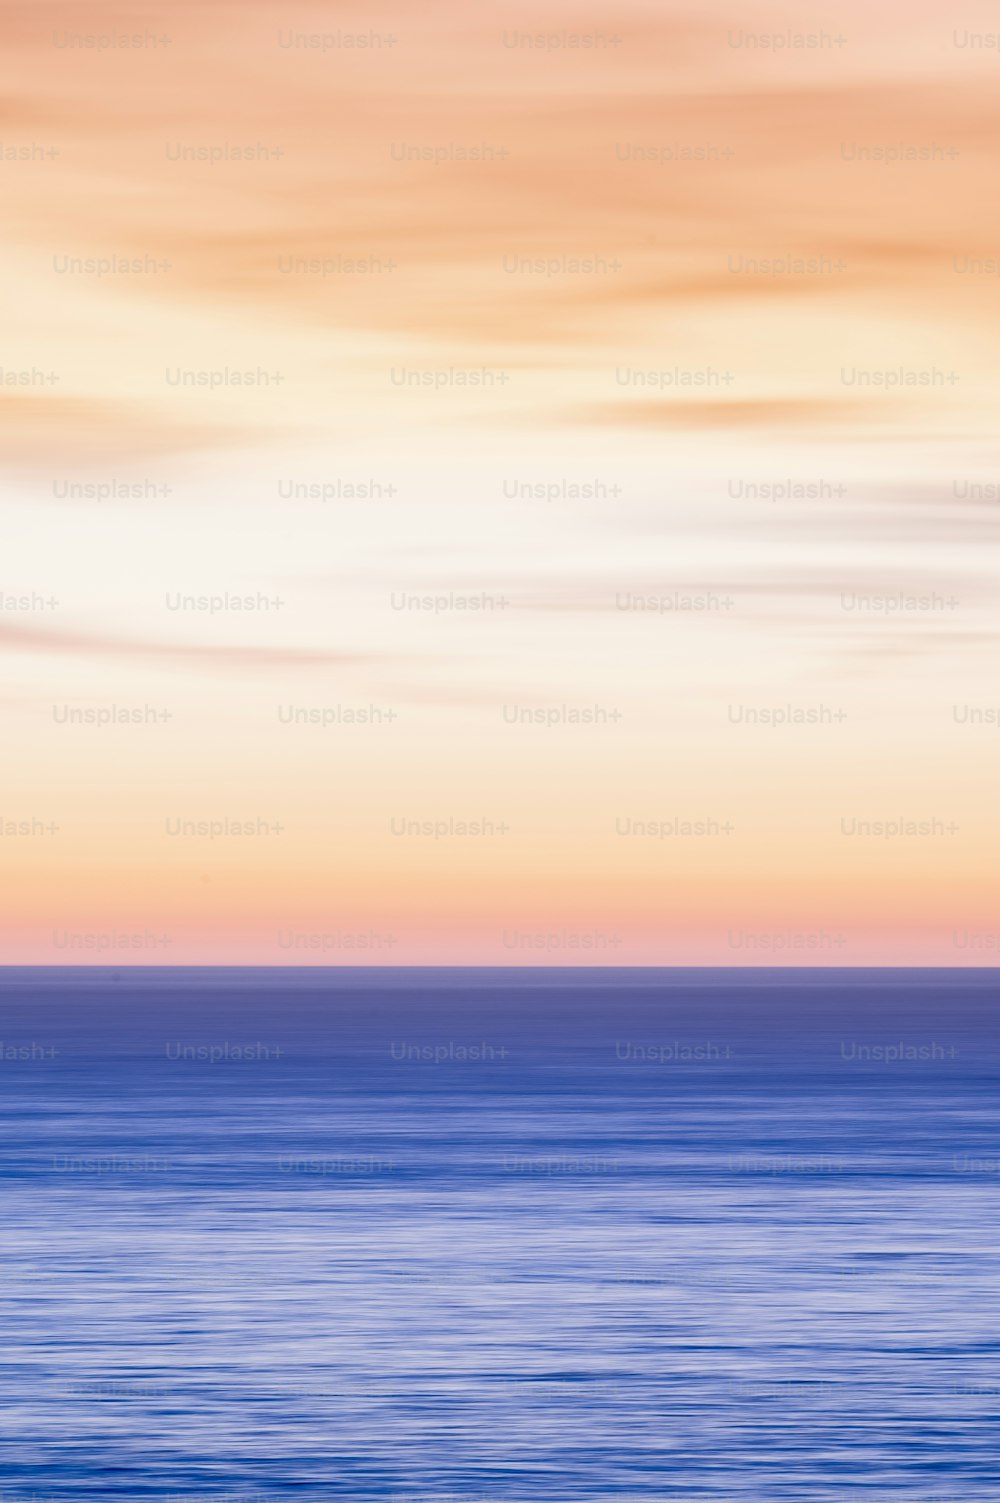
[[2, 0, 999, 963]]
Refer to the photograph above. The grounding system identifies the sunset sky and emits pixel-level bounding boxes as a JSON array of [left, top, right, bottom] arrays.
[[2, 0, 999, 963]]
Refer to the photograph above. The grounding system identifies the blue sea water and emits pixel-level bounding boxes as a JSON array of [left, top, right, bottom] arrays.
[[0, 966, 997, 1501]]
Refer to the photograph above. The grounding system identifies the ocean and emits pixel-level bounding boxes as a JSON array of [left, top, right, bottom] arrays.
[[0, 967, 997, 1500]]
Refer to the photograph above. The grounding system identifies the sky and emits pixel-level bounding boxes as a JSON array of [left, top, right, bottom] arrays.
[[2, 0, 999, 965]]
